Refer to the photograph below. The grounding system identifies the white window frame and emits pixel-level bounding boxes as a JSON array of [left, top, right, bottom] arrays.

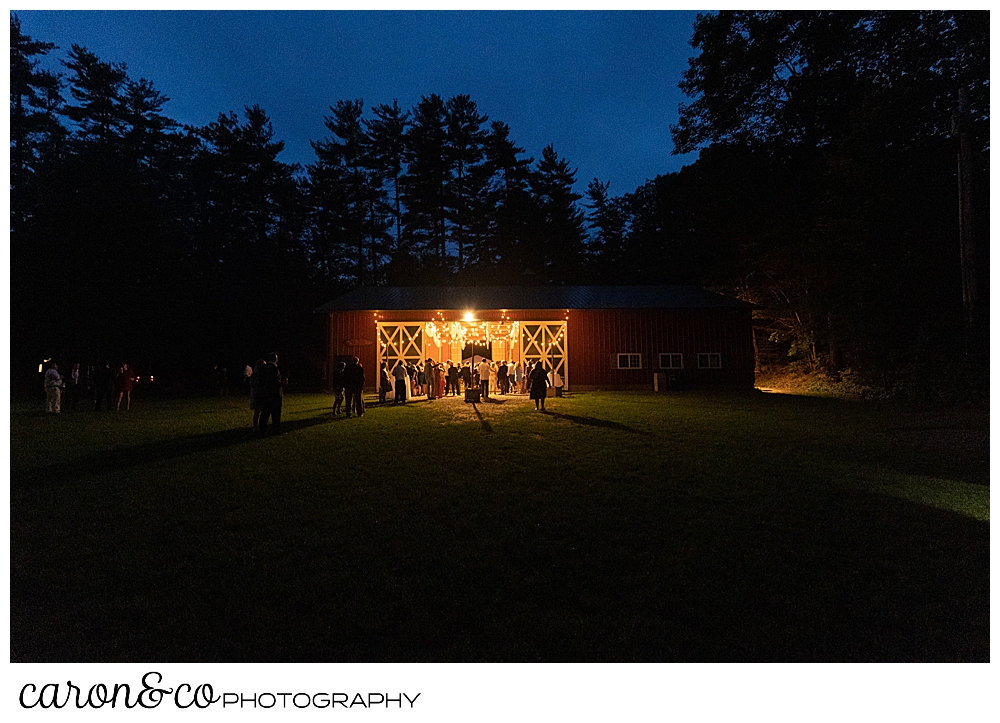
[[659, 353, 683, 370], [617, 353, 642, 369], [697, 353, 722, 369]]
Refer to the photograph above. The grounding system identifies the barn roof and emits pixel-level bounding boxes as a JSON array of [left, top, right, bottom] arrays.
[[315, 285, 750, 312]]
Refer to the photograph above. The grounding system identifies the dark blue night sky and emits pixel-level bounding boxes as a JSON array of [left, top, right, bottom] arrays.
[[16, 10, 704, 196]]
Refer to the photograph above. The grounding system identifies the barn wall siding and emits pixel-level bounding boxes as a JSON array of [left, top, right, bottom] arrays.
[[568, 309, 753, 389]]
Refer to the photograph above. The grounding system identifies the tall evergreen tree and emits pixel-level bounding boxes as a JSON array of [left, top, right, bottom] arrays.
[[444, 94, 488, 271], [480, 121, 534, 278], [10, 13, 62, 228], [310, 99, 392, 285], [402, 94, 450, 271], [121, 77, 175, 170], [585, 179, 628, 280], [530, 145, 587, 283], [366, 99, 409, 277], [61, 44, 128, 148]]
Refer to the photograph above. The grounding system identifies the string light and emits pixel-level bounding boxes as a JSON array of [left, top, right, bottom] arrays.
[[424, 320, 519, 348]]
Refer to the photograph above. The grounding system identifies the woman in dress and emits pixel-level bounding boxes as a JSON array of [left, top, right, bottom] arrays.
[[115, 363, 138, 411], [434, 363, 445, 399], [528, 361, 549, 411]]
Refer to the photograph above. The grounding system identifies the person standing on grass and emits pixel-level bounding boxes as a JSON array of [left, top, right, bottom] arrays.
[[406, 362, 417, 396], [423, 358, 435, 400], [44, 361, 63, 414], [344, 356, 365, 418], [115, 363, 138, 411], [513, 361, 524, 394], [256, 352, 284, 433], [497, 360, 509, 395], [392, 360, 408, 404], [552, 369, 564, 397], [461, 361, 473, 392], [331, 360, 346, 415], [477, 357, 492, 398], [448, 361, 460, 396], [379, 361, 391, 404], [249, 358, 264, 427], [435, 362, 445, 399], [529, 361, 549, 411], [414, 361, 424, 397]]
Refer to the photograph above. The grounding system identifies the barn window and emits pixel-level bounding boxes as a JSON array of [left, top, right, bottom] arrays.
[[659, 353, 683, 369], [617, 353, 642, 369], [697, 353, 722, 369]]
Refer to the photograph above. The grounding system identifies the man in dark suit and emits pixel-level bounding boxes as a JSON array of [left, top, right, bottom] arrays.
[[497, 360, 509, 394]]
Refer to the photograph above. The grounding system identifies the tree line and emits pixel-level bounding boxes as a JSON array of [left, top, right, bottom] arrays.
[[10, 11, 988, 396]]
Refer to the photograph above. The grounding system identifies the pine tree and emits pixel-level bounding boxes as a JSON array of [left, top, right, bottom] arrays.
[[10, 13, 62, 227], [62, 44, 128, 148], [366, 99, 409, 276], [530, 145, 587, 283], [402, 94, 450, 271], [444, 94, 488, 271], [480, 121, 534, 277], [585, 178, 629, 281], [310, 99, 391, 285], [121, 77, 175, 170]]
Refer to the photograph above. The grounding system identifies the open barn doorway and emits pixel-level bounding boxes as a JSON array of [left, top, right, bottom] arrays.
[[462, 341, 493, 364]]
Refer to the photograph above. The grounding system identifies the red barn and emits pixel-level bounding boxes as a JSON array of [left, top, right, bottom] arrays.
[[314, 286, 754, 391]]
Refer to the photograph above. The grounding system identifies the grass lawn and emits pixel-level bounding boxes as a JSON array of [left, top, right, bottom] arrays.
[[10, 389, 989, 662]]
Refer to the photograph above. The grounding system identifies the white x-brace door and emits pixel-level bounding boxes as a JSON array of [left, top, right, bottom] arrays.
[[520, 321, 568, 388], [378, 323, 425, 370]]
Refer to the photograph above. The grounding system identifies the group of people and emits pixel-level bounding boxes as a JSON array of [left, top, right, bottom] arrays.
[[43, 361, 139, 414], [329, 356, 367, 418], [375, 357, 561, 410], [43, 352, 562, 421], [246, 352, 288, 433]]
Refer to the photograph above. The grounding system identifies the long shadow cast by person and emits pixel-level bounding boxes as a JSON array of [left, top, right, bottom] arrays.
[[14, 415, 336, 489], [470, 403, 494, 434], [540, 410, 650, 436]]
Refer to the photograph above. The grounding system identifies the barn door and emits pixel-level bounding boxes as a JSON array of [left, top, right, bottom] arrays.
[[378, 323, 424, 370], [521, 322, 568, 388]]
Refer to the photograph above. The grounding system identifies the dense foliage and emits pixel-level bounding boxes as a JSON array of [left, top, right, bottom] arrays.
[[668, 11, 989, 394], [10, 12, 988, 395]]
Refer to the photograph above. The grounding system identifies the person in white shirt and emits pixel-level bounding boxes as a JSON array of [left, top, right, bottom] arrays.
[[477, 358, 493, 398], [552, 370, 564, 397], [44, 362, 63, 414]]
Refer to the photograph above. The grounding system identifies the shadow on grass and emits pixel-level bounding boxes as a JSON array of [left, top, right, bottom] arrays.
[[14, 414, 335, 488], [471, 404, 493, 434], [542, 410, 649, 435]]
